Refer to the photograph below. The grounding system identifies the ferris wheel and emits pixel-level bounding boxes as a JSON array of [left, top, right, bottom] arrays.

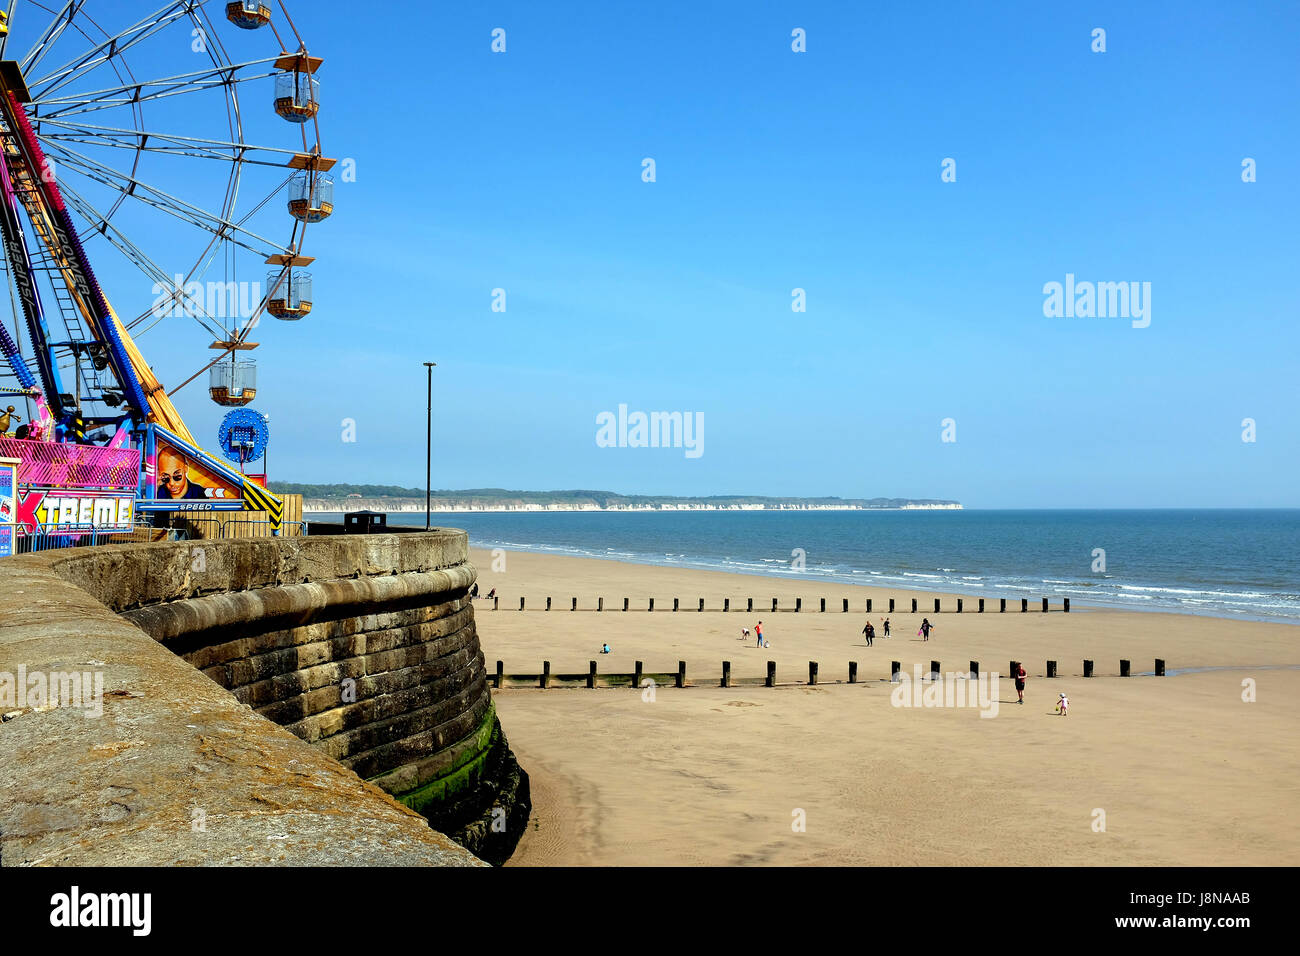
[[0, 0, 330, 459]]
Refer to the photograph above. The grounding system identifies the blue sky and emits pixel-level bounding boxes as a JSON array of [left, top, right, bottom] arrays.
[[91, 2, 1300, 506]]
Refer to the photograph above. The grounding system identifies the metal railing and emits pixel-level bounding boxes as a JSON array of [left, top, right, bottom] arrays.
[[14, 521, 176, 554], [156, 515, 307, 539]]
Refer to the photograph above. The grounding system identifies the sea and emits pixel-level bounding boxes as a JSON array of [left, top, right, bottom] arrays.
[[312, 509, 1300, 625]]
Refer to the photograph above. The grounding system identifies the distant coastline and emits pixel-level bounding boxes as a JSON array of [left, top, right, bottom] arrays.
[[304, 500, 963, 514], [274, 484, 963, 514]]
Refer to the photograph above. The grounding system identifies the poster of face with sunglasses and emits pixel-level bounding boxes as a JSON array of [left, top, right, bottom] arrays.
[[155, 444, 239, 502]]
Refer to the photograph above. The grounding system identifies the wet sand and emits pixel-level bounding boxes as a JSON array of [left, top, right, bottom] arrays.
[[468, 548, 1300, 866]]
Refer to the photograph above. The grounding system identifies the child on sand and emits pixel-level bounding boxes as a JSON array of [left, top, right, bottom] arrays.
[[740, 627, 750, 641], [882, 618, 890, 638], [1056, 692, 1069, 716], [600, 643, 611, 654], [919, 618, 933, 641], [1015, 662, 1026, 705]]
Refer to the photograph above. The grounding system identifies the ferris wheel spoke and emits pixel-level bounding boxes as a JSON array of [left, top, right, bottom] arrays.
[[32, 58, 279, 119], [16, 0, 87, 78], [37, 117, 306, 167], [25, 0, 204, 100], [58, 179, 232, 340], [44, 140, 295, 258]]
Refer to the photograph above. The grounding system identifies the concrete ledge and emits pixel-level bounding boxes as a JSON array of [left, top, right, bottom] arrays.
[[0, 544, 485, 867], [52, 530, 471, 612], [122, 565, 477, 644]]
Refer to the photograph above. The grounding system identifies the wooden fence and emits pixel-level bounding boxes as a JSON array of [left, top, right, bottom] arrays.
[[490, 657, 1167, 689], [487, 595, 1071, 613]]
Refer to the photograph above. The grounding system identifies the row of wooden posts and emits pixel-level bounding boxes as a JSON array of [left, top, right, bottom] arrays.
[[491, 595, 1070, 613], [494, 657, 1168, 689]]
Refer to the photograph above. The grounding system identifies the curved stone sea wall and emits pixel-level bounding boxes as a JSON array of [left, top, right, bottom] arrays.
[[0, 531, 529, 866]]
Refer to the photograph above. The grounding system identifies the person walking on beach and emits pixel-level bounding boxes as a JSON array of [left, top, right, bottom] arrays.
[[1015, 661, 1026, 705], [919, 618, 933, 641], [882, 617, 891, 639], [862, 620, 874, 647]]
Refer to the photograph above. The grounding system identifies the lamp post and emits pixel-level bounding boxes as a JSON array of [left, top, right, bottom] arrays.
[[424, 362, 436, 530]]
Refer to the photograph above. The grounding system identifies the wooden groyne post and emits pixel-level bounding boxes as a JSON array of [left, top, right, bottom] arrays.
[[721, 661, 731, 688], [766, 661, 776, 688], [1083, 659, 1094, 678], [969, 660, 979, 680], [1155, 658, 1166, 676], [808, 661, 818, 685], [541, 660, 550, 689], [891, 661, 901, 683], [495, 660, 504, 689], [634, 661, 643, 688], [1046, 660, 1057, 678], [587, 661, 596, 688], [1120, 659, 1131, 677], [849, 661, 858, 684], [676, 661, 686, 688]]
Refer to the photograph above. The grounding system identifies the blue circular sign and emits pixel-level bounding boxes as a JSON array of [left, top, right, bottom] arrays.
[[218, 408, 269, 463]]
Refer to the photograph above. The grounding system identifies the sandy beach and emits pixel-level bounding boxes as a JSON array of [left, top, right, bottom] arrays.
[[465, 547, 1300, 866]]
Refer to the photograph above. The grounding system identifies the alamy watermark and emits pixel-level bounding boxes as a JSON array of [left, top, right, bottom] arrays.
[[596, 404, 704, 458], [150, 275, 263, 321], [1, 665, 104, 718], [1042, 273, 1150, 328], [890, 665, 1000, 718]]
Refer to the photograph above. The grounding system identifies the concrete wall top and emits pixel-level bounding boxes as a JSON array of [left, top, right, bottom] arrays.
[[46, 529, 470, 612], [0, 532, 483, 867]]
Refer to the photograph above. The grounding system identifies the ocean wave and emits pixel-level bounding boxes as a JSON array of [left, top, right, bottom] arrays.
[[444, 526, 1300, 625]]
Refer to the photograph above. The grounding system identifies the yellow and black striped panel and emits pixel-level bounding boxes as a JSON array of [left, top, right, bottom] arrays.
[[241, 480, 283, 528]]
